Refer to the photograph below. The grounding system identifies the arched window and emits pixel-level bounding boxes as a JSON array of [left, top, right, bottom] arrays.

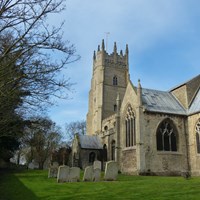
[[195, 119, 200, 154], [111, 140, 115, 160], [125, 106, 136, 147], [114, 104, 117, 112], [156, 119, 177, 151], [113, 76, 118, 86], [103, 144, 107, 161], [89, 152, 95, 163]]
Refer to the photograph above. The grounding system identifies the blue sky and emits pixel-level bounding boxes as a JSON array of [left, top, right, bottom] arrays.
[[48, 0, 200, 131]]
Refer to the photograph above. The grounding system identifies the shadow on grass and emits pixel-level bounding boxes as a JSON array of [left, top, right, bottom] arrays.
[[0, 170, 39, 200]]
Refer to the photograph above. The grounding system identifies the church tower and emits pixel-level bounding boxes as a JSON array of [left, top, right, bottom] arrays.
[[87, 40, 130, 135]]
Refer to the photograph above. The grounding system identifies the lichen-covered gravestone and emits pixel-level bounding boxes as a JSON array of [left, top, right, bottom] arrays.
[[104, 161, 118, 181], [57, 165, 70, 183], [83, 166, 93, 181], [93, 160, 101, 170], [48, 167, 58, 178], [48, 162, 59, 178], [69, 167, 80, 182], [93, 168, 101, 182]]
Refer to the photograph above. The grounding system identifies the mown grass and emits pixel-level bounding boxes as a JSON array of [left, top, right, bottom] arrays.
[[0, 169, 200, 200]]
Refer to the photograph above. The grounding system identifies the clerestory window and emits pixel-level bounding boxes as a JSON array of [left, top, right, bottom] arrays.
[[195, 119, 200, 154], [156, 119, 177, 151]]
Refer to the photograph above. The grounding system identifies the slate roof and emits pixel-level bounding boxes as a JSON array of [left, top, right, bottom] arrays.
[[142, 88, 186, 115], [79, 135, 103, 149], [189, 88, 200, 115]]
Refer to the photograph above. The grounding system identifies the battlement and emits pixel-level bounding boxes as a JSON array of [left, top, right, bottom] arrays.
[[93, 39, 129, 70]]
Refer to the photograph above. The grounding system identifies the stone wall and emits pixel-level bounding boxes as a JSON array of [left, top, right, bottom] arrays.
[[188, 113, 200, 176], [79, 149, 102, 169], [171, 85, 188, 109], [143, 112, 188, 175], [121, 148, 137, 174]]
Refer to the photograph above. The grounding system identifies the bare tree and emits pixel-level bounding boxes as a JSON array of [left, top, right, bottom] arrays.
[[0, 0, 80, 138], [65, 120, 86, 144], [23, 116, 62, 169], [0, 0, 79, 113]]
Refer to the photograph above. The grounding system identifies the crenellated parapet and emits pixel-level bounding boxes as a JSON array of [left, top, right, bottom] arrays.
[[93, 39, 129, 70]]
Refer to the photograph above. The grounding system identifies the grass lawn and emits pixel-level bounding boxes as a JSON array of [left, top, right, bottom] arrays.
[[0, 169, 200, 200]]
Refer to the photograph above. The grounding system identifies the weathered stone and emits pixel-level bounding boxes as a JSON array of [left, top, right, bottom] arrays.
[[83, 166, 93, 181], [69, 167, 80, 182], [52, 162, 59, 168], [57, 165, 70, 183], [93, 160, 101, 170], [48, 167, 58, 178], [93, 168, 101, 182], [104, 161, 118, 181]]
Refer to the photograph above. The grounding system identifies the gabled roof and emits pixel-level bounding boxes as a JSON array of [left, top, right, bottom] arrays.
[[189, 88, 200, 115], [79, 135, 103, 149], [142, 88, 186, 115], [170, 74, 200, 91]]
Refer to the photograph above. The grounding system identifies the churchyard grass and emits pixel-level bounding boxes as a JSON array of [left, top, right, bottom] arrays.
[[0, 169, 200, 200]]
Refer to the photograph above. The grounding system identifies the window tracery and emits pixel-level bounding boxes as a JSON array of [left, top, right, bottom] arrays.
[[125, 106, 136, 147], [156, 119, 177, 151], [195, 119, 200, 153]]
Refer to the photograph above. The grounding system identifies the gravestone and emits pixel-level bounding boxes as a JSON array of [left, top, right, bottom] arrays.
[[48, 167, 58, 178], [83, 166, 93, 181], [93, 160, 101, 170], [28, 162, 35, 169], [104, 161, 118, 181], [93, 168, 101, 182], [52, 162, 59, 168], [57, 165, 70, 183], [69, 167, 80, 182], [48, 162, 59, 178]]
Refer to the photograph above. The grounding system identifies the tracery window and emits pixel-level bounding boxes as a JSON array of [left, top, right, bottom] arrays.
[[156, 119, 177, 151], [195, 119, 200, 154], [125, 106, 136, 147], [113, 76, 118, 86]]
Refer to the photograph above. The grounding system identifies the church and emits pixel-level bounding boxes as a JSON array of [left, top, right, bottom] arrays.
[[73, 40, 200, 176]]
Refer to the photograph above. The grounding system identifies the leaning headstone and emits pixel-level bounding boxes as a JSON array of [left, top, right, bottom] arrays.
[[93, 160, 101, 170], [83, 166, 93, 181], [57, 165, 70, 183], [48, 166, 58, 178], [69, 167, 80, 182], [104, 161, 118, 181], [93, 168, 101, 182]]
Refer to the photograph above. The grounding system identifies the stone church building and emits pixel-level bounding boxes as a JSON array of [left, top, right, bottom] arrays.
[[73, 39, 200, 176]]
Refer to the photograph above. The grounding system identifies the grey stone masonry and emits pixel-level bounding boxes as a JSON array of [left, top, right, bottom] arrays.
[[57, 165, 70, 183], [104, 161, 118, 181]]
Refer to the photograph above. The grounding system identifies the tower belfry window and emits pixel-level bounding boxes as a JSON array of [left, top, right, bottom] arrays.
[[113, 76, 118, 86], [195, 119, 200, 154]]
